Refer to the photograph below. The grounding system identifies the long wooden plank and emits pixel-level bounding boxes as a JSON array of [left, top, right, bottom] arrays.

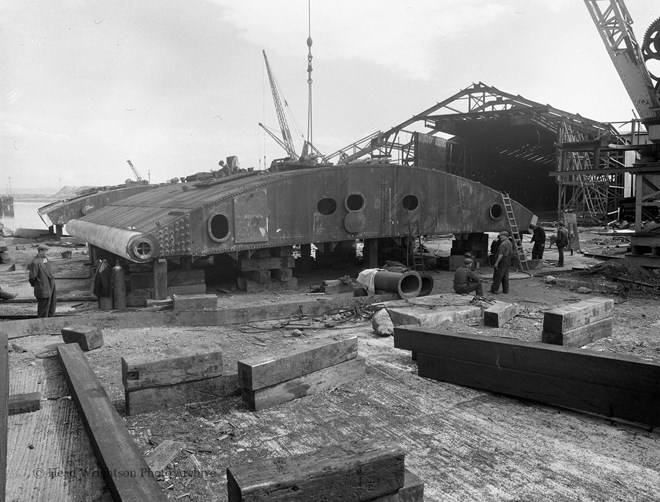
[[416, 352, 660, 426], [122, 345, 223, 391], [57, 343, 166, 502], [542, 317, 613, 346], [394, 326, 660, 394], [542, 298, 613, 333], [226, 441, 405, 502], [126, 374, 239, 416], [238, 336, 358, 391], [1, 332, 8, 502], [243, 357, 366, 411]]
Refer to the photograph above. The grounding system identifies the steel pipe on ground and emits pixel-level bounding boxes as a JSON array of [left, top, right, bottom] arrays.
[[374, 270, 422, 299]]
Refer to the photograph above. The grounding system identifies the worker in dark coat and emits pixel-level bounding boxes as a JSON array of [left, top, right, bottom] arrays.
[[453, 258, 483, 296], [529, 223, 546, 260], [555, 222, 570, 267], [490, 231, 513, 294], [28, 244, 56, 317]]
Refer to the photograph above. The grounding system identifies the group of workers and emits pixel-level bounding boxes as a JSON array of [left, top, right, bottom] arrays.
[[0, 222, 571, 315], [453, 222, 571, 297]]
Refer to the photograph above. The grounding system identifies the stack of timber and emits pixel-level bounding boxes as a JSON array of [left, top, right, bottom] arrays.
[[394, 326, 660, 426], [235, 248, 298, 292], [122, 344, 236, 415], [57, 343, 166, 501], [541, 298, 614, 346], [238, 336, 364, 411], [227, 441, 424, 502]]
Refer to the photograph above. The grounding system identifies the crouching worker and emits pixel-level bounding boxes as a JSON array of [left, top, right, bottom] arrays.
[[453, 258, 483, 296]]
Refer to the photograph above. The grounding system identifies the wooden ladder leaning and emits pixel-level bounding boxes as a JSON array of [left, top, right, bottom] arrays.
[[407, 220, 425, 272], [501, 193, 529, 274]]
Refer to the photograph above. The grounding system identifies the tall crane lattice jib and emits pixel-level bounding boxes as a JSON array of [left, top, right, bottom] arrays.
[[126, 160, 143, 182], [261, 50, 299, 160], [583, 0, 660, 142]]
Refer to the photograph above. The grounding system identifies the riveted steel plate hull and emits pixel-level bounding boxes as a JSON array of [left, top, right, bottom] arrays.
[[66, 164, 536, 262]]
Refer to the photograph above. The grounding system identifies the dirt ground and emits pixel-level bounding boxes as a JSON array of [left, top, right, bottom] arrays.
[[2, 227, 660, 501]]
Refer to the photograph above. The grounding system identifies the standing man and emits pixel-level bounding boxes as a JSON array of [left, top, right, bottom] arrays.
[[490, 231, 513, 294], [453, 258, 484, 296], [556, 222, 569, 267], [529, 223, 546, 260], [29, 244, 56, 317]]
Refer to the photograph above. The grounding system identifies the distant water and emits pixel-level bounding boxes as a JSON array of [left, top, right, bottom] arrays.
[[0, 199, 54, 232]]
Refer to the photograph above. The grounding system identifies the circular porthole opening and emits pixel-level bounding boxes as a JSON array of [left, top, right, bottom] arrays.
[[317, 197, 337, 215], [346, 193, 365, 211], [489, 203, 503, 220], [402, 195, 419, 211], [208, 213, 230, 242], [133, 240, 153, 260]]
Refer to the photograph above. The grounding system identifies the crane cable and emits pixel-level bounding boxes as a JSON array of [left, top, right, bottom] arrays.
[[306, 0, 314, 147]]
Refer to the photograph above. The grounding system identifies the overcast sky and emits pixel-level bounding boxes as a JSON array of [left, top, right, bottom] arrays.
[[1, 0, 658, 191]]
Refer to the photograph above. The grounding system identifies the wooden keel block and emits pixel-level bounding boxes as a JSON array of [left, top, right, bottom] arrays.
[[56, 343, 166, 501], [370, 469, 424, 502], [483, 301, 520, 328], [271, 268, 293, 282], [542, 298, 614, 334], [237, 256, 295, 272], [61, 325, 104, 351], [125, 374, 239, 415], [8, 392, 41, 415], [172, 293, 217, 311], [243, 357, 366, 411], [238, 336, 358, 391], [226, 441, 405, 502], [542, 316, 613, 346], [245, 269, 271, 284], [122, 345, 224, 392]]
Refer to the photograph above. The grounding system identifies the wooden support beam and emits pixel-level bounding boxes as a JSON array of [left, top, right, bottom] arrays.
[[1, 332, 8, 502], [226, 442, 405, 502], [61, 325, 104, 351], [8, 392, 41, 415], [238, 336, 358, 391], [243, 357, 366, 411], [394, 326, 660, 426], [125, 375, 238, 416], [483, 301, 520, 328], [542, 298, 614, 334], [542, 298, 614, 346], [122, 345, 223, 392], [236, 256, 295, 272], [122, 345, 228, 415], [57, 343, 166, 501], [542, 317, 613, 347]]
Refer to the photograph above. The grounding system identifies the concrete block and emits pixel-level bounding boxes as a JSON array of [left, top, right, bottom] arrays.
[[61, 325, 104, 351]]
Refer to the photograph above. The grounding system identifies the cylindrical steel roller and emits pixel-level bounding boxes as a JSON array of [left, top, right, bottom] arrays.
[[374, 270, 421, 299]]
